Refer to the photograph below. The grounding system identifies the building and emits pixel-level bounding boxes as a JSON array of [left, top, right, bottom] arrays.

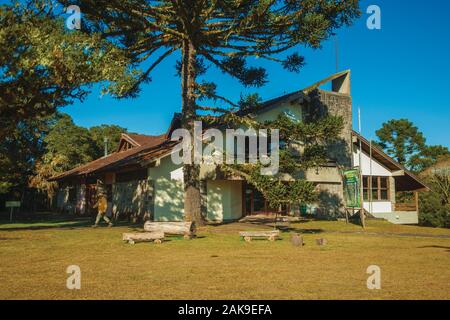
[[52, 71, 428, 224]]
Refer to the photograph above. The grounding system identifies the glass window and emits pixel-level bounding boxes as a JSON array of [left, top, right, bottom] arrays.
[[380, 177, 388, 188], [253, 190, 265, 212], [379, 177, 389, 201], [363, 176, 390, 201]]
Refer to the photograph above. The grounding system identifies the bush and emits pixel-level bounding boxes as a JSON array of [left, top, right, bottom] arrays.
[[419, 191, 450, 228]]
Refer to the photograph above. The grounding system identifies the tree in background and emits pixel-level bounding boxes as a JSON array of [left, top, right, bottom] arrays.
[[375, 119, 426, 167], [63, 0, 361, 224], [42, 114, 97, 170], [89, 125, 126, 159], [0, 1, 138, 139], [375, 119, 449, 227], [30, 114, 126, 198], [376, 119, 449, 172], [418, 155, 450, 228], [0, 117, 52, 195], [408, 145, 450, 173]]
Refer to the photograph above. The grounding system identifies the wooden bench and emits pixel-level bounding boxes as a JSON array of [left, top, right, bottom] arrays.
[[144, 221, 196, 239], [239, 230, 280, 242], [122, 232, 165, 245]]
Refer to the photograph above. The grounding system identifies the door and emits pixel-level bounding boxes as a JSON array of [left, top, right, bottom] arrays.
[[244, 186, 290, 215], [85, 184, 97, 215]]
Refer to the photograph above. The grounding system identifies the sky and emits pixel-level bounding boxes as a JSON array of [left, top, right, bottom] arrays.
[[62, 0, 450, 147]]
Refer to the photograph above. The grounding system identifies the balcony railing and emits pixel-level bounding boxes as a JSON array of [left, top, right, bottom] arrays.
[[395, 191, 419, 212], [394, 203, 418, 212]]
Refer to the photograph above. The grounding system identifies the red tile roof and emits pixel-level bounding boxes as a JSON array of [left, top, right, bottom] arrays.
[[51, 133, 171, 181], [123, 133, 167, 147]]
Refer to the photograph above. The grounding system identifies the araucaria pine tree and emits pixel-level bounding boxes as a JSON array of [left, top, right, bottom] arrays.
[[58, 0, 361, 224]]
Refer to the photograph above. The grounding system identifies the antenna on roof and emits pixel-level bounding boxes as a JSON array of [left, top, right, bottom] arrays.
[[358, 107, 366, 229], [334, 36, 339, 72], [104, 137, 109, 157]]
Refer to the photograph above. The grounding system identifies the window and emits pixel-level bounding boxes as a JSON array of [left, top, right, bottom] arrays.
[[363, 176, 390, 201], [232, 133, 284, 164], [244, 186, 290, 215]]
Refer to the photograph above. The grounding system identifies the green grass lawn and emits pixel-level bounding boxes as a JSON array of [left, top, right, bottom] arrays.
[[0, 216, 449, 300]]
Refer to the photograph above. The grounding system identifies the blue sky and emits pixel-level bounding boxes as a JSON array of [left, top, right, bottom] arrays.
[[62, 0, 450, 147]]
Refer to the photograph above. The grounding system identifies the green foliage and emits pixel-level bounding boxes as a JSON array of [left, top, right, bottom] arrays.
[[409, 145, 450, 172], [222, 111, 344, 208], [29, 114, 126, 196], [238, 93, 263, 112], [0, 1, 138, 138], [0, 110, 62, 197], [376, 119, 449, 173], [418, 156, 450, 228], [58, 0, 361, 121], [375, 120, 449, 227], [1, 0, 361, 219], [0, 116, 54, 195], [43, 114, 97, 170], [419, 193, 449, 228], [89, 125, 126, 159], [376, 119, 426, 167]]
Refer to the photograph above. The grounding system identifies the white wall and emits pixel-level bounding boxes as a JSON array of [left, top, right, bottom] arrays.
[[363, 201, 392, 214], [148, 155, 184, 222], [353, 149, 392, 177], [354, 148, 393, 214], [207, 180, 243, 222]]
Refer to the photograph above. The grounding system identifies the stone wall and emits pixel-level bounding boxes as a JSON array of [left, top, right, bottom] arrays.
[[305, 89, 353, 168], [302, 89, 353, 217], [389, 176, 396, 205]]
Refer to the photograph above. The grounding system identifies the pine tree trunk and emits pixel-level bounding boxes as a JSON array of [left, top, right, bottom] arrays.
[[180, 39, 204, 226]]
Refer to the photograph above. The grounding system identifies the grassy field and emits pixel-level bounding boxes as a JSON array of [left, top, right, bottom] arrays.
[[0, 216, 449, 300]]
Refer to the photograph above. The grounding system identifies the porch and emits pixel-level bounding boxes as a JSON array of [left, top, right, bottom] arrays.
[[364, 192, 420, 225]]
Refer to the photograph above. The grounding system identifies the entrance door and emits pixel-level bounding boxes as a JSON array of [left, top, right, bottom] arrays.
[[244, 185, 290, 215]]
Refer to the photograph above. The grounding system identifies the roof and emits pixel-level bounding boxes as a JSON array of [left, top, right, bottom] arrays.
[[302, 70, 351, 94], [125, 133, 166, 147], [51, 133, 170, 181], [352, 131, 430, 192], [236, 70, 350, 118]]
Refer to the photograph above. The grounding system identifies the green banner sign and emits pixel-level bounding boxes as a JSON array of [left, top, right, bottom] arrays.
[[343, 169, 361, 209]]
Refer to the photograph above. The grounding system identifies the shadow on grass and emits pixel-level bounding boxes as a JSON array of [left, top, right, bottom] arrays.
[[277, 226, 324, 234], [0, 216, 142, 232], [418, 245, 450, 253], [0, 237, 21, 241], [205, 217, 328, 235]]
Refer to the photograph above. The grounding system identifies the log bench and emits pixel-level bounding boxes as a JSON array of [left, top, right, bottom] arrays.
[[122, 232, 165, 245], [144, 221, 196, 239], [239, 230, 280, 242], [316, 238, 328, 246]]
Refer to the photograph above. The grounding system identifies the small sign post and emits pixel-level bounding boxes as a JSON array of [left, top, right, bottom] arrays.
[[5, 201, 20, 222]]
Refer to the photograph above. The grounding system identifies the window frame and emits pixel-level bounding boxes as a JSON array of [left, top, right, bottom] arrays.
[[363, 176, 390, 202]]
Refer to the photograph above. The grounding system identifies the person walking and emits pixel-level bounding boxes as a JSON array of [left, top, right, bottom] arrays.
[[92, 190, 113, 228]]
